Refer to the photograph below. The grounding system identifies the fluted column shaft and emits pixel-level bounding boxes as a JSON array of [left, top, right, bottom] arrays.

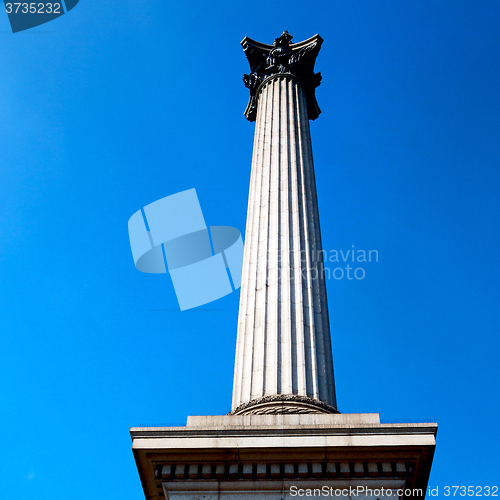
[[232, 75, 336, 413]]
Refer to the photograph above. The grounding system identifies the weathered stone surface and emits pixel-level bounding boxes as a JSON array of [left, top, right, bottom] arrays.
[[284, 464, 295, 478], [161, 464, 172, 479], [187, 413, 380, 428], [201, 464, 212, 479], [174, 464, 185, 479], [311, 463, 322, 477], [326, 462, 336, 476], [396, 462, 407, 476], [297, 464, 308, 477], [188, 464, 198, 479], [215, 464, 225, 479], [381, 462, 393, 476], [229, 464, 239, 478], [242, 464, 253, 478], [367, 462, 378, 477], [354, 462, 364, 477], [339, 462, 350, 477], [270, 464, 281, 478], [256, 464, 267, 479]]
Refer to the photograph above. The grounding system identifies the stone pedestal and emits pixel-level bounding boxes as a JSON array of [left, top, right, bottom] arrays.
[[131, 414, 437, 500]]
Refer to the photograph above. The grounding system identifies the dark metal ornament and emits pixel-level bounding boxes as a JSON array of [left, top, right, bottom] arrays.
[[242, 31, 323, 122]]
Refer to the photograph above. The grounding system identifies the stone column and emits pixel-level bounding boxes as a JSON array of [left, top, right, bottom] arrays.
[[232, 32, 338, 415]]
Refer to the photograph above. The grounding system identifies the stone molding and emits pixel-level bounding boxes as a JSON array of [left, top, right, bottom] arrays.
[[157, 461, 408, 481]]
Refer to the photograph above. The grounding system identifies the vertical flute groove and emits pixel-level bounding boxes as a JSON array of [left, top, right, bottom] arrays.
[[232, 76, 336, 412]]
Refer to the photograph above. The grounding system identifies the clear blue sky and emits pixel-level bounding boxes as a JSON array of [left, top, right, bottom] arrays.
[[1, 1, 499, 498]]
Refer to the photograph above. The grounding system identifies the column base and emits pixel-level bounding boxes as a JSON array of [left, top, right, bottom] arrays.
[[230, 394, 339, 415]]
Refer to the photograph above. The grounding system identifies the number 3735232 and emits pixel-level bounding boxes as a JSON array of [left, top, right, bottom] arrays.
[[5, 3, 62, 14], [444, 486, 499, 497]]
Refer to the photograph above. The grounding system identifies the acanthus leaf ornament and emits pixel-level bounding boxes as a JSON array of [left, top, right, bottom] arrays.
[[241, 31, 323, 121]]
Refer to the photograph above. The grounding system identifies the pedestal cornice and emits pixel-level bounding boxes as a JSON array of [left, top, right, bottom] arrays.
[[131, 414, 437, 500]]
